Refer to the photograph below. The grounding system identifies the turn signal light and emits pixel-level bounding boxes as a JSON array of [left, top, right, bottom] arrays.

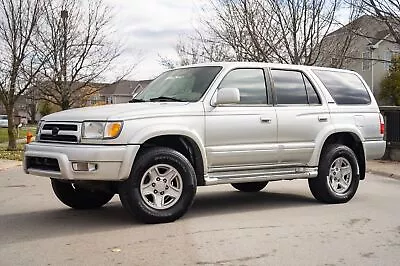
[[108, 123, 122, 138]]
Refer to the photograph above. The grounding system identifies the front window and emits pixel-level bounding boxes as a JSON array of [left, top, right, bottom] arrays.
[[134, 66, 222, 102], [218, 68, 268, 104]]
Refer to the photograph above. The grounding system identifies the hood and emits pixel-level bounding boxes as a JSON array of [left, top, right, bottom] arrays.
[[42, 102, 196, 122]]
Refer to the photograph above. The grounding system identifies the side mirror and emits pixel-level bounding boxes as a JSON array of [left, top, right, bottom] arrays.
[[215, 87, 240, 105]]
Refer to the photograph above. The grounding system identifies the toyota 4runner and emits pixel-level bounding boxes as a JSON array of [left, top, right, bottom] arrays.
[[24, 62, 386, 223]]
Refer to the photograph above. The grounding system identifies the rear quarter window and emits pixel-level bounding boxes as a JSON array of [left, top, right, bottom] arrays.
[[313, 70, 371, 104]]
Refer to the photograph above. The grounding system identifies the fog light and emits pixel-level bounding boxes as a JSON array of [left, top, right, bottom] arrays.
[[72, 162, 97, 172]]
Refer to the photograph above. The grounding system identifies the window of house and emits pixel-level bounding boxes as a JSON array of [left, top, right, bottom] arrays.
[[362, 51, 371, 71], [313, 70, 371, 105], [106, 96, 113, 104], [384, 51, 400, 71], [218, 68, 268, 104], [384, 51, 393, 70], [271, 69, 320, 105], [331, 58, 339, 67]]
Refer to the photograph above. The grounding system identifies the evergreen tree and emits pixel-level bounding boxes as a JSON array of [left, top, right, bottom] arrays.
[[380, 56, 400, 106]]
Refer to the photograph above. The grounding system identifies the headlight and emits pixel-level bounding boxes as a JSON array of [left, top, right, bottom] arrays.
[[36, 120, 44, 134], [82, 121, 123, 139]]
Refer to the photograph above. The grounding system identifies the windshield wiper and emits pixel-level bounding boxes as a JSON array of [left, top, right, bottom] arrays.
[[129, 98, 147, 103], [149, 96, 184, 102]]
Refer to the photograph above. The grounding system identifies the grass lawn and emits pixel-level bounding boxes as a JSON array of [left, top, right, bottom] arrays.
[[0, 126, 36, 143], [0, 143, 25, 161], [0, 126, 36, 161]]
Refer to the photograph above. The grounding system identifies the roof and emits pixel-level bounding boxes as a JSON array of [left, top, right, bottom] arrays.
[[371, 29, 391, 45], [326, 15, 393, 44], [174, 61, 357, 74], [100, 79, 153, 96]]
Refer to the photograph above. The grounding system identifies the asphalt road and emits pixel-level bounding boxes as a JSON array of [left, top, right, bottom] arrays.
[[0, 167, 399, 266]]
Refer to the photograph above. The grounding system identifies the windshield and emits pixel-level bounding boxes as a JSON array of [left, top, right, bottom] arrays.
[[134, 66, 222, 102]]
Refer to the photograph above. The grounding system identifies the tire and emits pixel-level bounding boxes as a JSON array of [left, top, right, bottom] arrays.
[[309, 144, 360, 204], [51, 179, 114, 209], [231, 181, 268, 192], [119, 147, 197, 224]]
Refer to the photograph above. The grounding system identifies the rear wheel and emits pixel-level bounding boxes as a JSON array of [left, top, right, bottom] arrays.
[[231, 181, 268, 192], [309, 144, 359, 203], [119, 147, 197, 224], [51, 179, 114, 209]]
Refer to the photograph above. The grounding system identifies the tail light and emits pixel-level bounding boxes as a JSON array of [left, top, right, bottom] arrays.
[[379, 114, 385, 135]]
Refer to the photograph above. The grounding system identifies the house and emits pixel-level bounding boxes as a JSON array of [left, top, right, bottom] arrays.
[[88, 79, 153, 106], [0, 95, 30, 124], [0, 79, 153, 123], [317, 15, 400, 102]]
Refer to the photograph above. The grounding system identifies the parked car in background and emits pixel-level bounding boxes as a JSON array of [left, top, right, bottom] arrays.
[[0, 115, 8, 128]]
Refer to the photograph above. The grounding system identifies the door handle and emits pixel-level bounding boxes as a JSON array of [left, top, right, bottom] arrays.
[[318, 116, 328, 122], [260, 116, 272, 123]]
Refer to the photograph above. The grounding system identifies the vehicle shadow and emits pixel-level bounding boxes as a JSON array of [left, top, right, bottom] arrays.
[[0, 190, 318, 245], [0, 200, 136, 245], [188, 190, 318, 218]]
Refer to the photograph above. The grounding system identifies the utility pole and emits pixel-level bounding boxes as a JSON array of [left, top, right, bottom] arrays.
[[61, 10, 68, 109]]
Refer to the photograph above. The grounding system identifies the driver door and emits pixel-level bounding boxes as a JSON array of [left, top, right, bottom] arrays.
[[205, 68, 278, 170]]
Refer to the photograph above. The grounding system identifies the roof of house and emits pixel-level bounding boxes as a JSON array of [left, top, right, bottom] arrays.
[[327, 15, 393, 44], [371, 29, 391, 45], [101, 79, 153, 96]]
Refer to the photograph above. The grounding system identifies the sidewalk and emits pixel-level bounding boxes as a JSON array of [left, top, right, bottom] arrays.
[[367, 160, 400, 180], [0, 159, 22, 171]]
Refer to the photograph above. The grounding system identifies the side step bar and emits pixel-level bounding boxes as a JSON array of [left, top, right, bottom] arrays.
[[204, 167, 318, 186]]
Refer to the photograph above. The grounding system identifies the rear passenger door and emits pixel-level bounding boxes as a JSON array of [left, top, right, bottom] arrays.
[[269, 69, 330, 165]]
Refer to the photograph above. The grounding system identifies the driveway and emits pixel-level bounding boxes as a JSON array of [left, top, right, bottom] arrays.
[[0, 167, 399, 265]]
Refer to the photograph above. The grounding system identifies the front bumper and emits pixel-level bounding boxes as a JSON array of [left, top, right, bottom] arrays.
[[23, 142, 140, 181]]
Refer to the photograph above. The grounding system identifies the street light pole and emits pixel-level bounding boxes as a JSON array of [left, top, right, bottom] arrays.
[[370, 44, 378, 95]]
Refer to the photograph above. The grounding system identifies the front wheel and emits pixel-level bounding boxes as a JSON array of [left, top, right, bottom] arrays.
[[231, 181, 268, 192], [119, 147, 197, 224], [309, 144, 360, 203], [51, 179, 114, 209]]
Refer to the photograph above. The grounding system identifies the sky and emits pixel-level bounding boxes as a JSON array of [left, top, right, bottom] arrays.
[[103, 0, 204, 81], [101, 0, 351, 82]]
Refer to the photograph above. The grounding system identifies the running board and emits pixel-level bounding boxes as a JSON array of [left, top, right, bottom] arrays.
[[204, 167, 318, 186]]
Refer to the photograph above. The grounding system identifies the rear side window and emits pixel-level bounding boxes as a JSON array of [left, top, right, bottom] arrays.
[[303, 75, 320, 104], [313, 70, 371, 104], [271, 69, 320, 105]]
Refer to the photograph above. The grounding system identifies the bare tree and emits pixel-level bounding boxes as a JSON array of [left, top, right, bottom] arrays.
[[358, 0, 400, 45], [159, 35, 234, 69], [171, 0, 340, 66], [36, 0, 127, 110], [25, 82, 42, 123], [0, 0, 43, 150], [317, 0, 366, 68]]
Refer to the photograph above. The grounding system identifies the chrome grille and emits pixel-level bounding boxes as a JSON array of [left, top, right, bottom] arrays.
[[38, 122, 81, 143]]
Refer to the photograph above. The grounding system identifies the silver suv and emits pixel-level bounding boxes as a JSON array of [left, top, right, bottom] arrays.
[[24, 62, 386, 223]]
